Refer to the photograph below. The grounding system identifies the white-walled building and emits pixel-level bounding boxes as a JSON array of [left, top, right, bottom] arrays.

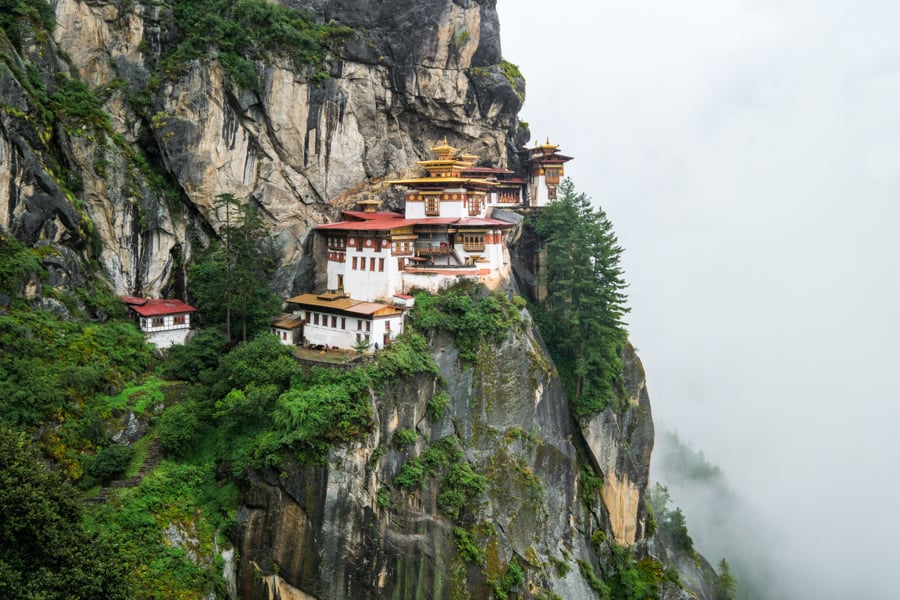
[[122, 296, 196, 348], [271, 315, 304, 345], [522, 140, 573, 207], [316, 142, 519, 306], [285, 293, 405, 350]]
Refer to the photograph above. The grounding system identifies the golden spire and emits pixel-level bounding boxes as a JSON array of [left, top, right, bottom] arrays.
[[431, 138, 458, 160]]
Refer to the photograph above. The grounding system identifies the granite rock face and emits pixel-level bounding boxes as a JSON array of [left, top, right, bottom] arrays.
[[234, 317, 662, 599], [2, 0, 522, 297]]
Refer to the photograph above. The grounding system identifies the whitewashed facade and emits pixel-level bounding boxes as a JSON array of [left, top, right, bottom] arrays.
[[123, 297, 196, 348]]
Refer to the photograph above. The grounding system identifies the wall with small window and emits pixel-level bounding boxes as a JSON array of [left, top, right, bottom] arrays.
[[139, 313, 192, 333]]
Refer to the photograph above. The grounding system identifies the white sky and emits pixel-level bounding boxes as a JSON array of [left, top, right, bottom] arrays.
[[497, 1, 900, 596]]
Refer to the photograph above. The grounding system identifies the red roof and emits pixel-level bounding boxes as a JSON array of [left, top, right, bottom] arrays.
[[121, 295, 147, 306], [317, 218, 418, 231], [317, 215, 512, 231], [127, 298, 196, 317]]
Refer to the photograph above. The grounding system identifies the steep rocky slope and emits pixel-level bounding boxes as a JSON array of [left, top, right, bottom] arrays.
[[2, 0, 523, 297], [235, 318, 669, 599]]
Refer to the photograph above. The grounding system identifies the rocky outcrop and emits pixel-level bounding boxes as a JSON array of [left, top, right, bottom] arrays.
[[235, 314, 660, 599], [580, 343, 655, 546], [2, 0, 523, 297]]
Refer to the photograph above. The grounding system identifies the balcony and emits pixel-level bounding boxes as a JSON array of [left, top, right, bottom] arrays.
[[415, 242, 453, 256]]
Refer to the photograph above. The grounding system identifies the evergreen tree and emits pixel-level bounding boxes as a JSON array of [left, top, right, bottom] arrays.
[[716, 559, 737, 600], [189, 194, 282, 342], [532, 178, 629, 415], [0, 426, 129, 599]]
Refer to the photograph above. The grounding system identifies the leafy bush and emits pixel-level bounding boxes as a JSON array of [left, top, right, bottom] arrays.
[[427, 391, 451, 421], [157, 401, 202, 458], [162, 328, 228, 382], [409, 283, 523, 361], [395, 457, 427, 489], [392, 427, 417, 449], [0, 426, 129, 599], [490, 558, 525, 600], [454, 527, 485, 565], [213, 332, 297, 395], [0, 234, 42, 295], [368, 332, 438, 383], [437, 461, 487, 519], [87, 444, 135, 484], [273, 369, 371, 447]]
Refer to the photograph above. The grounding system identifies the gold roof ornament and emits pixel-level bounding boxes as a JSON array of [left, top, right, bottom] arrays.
[[458, 151, 480, 165], [431, 138, 458, 160], [358, 196, 381, 213]]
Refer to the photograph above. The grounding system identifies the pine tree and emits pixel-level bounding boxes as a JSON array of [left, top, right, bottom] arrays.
[[189, 194, 281, 341], [533, 178, 629, 415]]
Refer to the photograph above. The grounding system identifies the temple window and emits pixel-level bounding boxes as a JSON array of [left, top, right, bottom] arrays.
[[463, 233, 485, 252]]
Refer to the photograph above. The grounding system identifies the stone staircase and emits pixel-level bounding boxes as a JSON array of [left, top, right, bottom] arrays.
[[83, 439, 163, 504]]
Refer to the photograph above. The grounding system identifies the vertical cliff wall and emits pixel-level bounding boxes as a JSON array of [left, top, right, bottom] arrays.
[[235, 316, 668, 599], [2, 0, 523, 297]]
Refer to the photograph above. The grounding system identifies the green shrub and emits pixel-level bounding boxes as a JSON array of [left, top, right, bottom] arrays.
[[427, 391, 451, 421], [392, 427, 417, 449], [157, 402, 202, 457], [437, 462, 486, 519], [395, 457, 426, 489], [409, 284, 523, 361], [376, 487, 392, 509], [489, 558, 525, 600], [454, 527, 485, 566], [162, 328, 228, 382], [87, 444, 135, 484]]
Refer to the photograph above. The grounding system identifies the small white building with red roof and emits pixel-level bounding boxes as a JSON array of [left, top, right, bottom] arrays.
[[122, 296, 196, 348]]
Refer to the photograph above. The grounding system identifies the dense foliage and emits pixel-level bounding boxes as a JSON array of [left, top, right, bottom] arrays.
[[531, 178, 630, 415], [409, 281, 525, 361], [160, 0, 353, 89], [0, 0, 55, 50], [0, 425, 129, 599], [0, 301, 151, 432], [188, 195, 282, 341]]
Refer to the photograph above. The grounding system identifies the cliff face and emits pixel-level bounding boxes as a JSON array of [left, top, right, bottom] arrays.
[[2, 0, 523, 296], [235, 318, 662, 599]]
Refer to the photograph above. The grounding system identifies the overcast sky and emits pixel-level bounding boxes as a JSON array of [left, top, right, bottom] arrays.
[[497, 1, 900, 596]]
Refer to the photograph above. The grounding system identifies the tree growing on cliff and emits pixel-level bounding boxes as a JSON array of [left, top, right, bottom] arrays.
[[189, 194, 281, 342], [532, 178, 629, 415]]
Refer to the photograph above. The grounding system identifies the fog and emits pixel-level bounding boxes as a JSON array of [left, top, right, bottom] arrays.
[[497, 1, 900, 597]]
